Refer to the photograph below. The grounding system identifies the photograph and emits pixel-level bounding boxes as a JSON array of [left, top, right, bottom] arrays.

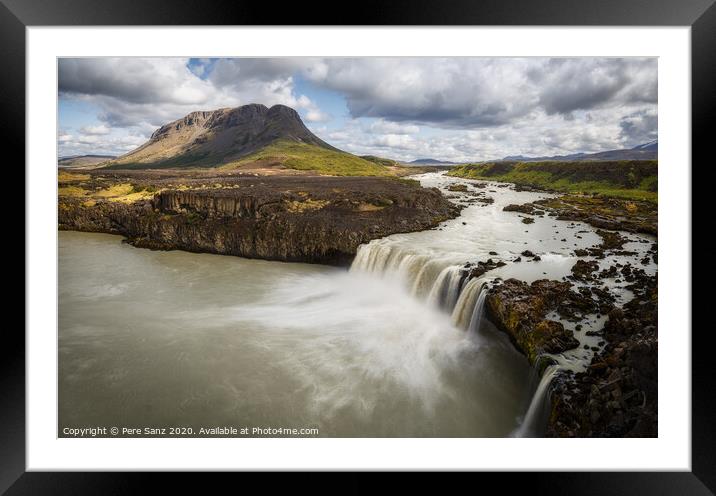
[[56, 56, 658, 439]]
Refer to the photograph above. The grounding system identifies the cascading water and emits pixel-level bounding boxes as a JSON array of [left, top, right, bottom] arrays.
[[349, 176, 591, 438], [512, 365, 560, 437], [353, 242, 492, 335], [353, 240, 563, 438], [467, 285, 489, 334], [451, 278, 484, 329], [427, 266, 466, 311]]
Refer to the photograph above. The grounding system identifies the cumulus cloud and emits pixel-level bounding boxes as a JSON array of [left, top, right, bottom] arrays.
[[59, 58, 215, 105], [298, 58, 537, 128], [58, 57, 328, 134], [80, 124, 111, 135], [533, 58, 657, 115], [367, 119, 420, 135], [300, 58, 656, 128], [324, 103, 647, 163], [58, 129, 146, 157], [619, 109, 658, 146]]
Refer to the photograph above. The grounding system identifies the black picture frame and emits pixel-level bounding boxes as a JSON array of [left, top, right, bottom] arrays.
[[5, 0, 712, 492]]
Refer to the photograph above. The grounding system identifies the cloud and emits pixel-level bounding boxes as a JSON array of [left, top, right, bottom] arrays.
[[209, 58, 316, 85], [80, 124, 111, 135], [300, 58, 539, 128], [58, 57, 328, 133], [367, 119, 419, 135], [59, 58, 216, 105], [321, 103, 650, 163], [300, 58, 656, 128], [619, 109, 658, 146], [305, 110, 331, 122], [58, 129, 146, 157], [534, 58, 657, 115]]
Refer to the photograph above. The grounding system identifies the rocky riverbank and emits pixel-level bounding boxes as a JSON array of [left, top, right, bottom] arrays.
[[442, 183, 659, 437], [474, 237, 657, 437], [503, 194, 657, 235], [58, 170, 460, 266], [481, 270, 656, 437]]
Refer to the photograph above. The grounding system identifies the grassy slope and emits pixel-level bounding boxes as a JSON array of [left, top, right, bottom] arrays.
[[223, 140, 393, 176], [447, 160, 658, 202], [359, 155, 400, 167]]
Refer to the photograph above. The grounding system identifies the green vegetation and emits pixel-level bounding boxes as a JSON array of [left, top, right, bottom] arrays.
[[359, 155, 399, 167], [224, 140, 393, 176], [448, 160, 658, 202], [58, 171, 90, 183], [58, 182, 162, 204], [105, 152, 214, 170], [58, 185, 88, 197]]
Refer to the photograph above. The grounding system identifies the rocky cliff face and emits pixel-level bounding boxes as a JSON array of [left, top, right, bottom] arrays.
[[481, 270, 657, 437], [484, 279, 589, 367], [107, 104, 338, 168], [58, 175, 460, 266]]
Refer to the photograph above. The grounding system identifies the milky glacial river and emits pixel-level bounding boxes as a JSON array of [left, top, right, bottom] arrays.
[[58, 172, 655, 437]]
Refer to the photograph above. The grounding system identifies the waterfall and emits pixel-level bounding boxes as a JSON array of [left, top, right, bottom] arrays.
[[427, 266, 466, 311], [512, 365, 559, 437], [353, 242, 492, 334], [445, 266, 467, 310], [450, 278, 487, 331], [354, 239, 560, 436], [352, 243, 452, 301], [467, 286, 489, 334]]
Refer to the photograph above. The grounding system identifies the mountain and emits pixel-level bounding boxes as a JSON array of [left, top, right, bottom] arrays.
[[408, 158, 458, 165], [501, 140, 657, 162], [58, 154, 116, 168], [631, 139, 658, 151], [105, 104, 339, 169]]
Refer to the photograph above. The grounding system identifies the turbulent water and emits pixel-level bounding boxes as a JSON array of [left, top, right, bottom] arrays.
[[59, 172, 656, 437]]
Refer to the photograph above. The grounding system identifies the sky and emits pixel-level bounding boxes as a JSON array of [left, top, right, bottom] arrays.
[[58, 57, 657, 162]]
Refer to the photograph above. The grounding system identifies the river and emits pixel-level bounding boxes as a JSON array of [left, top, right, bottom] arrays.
[[58, 172, 656, 437]]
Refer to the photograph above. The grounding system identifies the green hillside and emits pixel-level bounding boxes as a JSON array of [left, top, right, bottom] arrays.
[[447, 160, 658, 202], [224, 140, 394, 176]]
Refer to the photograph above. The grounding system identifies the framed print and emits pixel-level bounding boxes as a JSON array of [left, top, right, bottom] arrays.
[[5, 0, 713, 491]]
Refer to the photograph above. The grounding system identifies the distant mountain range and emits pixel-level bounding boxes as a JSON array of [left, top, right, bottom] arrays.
[[400, 141, 657, 166], [408, 158, 459, 166], [501, 140, 657, 162], [58, 154, 116, 168], [57, 105, 657, 171]]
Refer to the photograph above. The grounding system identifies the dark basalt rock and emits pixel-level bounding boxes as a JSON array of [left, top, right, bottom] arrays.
[[547, 271, 657, 438], [483, 278, 590, 365], [479, 272, 658, 438], [447, 183, 469, 192], [58, 175, 460, 266], [504, 203, 538, 214], [571, 259, 599, 280], [596, 229, 628, 250], [535, 195, 657, 236], [465, 258, 506, 279], [500, 195, 657, 235]]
